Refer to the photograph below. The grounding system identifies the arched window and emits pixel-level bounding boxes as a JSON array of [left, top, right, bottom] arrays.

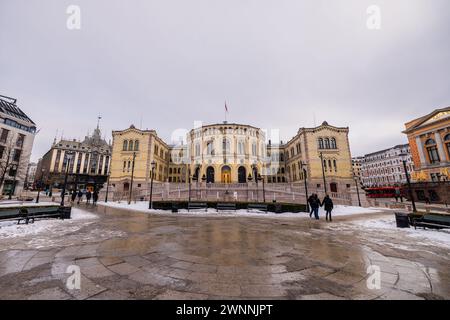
[[123, 140, 128, 151], [318, 138, 324, 149], [252, 142, 257, 156], [134, 140, 139, 151], [330, 138, 337, 149], [425, 139, 440, 164], [445, 134, 450, 160], [324, 138, 330, 149], [128, 140, 134, 151]]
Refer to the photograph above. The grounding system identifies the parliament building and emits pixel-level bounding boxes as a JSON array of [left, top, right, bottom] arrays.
[[109, 121, 355, 197]]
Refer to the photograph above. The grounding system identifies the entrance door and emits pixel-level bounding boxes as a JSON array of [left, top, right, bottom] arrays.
[[238, 166, 246, 183], [221, 166, 231, 183], [206, 166, 215, 183]]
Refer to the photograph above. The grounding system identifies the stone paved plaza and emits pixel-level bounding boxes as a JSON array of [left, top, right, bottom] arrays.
[[0, 205, 449, 300]]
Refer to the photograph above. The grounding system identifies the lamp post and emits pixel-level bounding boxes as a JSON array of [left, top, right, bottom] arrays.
[[257, 173, 265, 203], [247, 173, 252, 202], [354, 174, 362, 207], [36, 168, 45, 203], [319, 152, 327, 194], [400, 153, 416, 212], [149, 160, 156, 209], [8, 164, 18, 200], [128, 152, 136, 205], [105, 171, 110, 203], [188, 167, 192, 203], [252, 164, 259, 202], [60, 151, 74, 206], [301, 162, 309, 212]]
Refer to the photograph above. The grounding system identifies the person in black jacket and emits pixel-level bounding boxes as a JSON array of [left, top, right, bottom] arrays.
[[71, 190, 77, 203], [77, 190, 83, 204], [93, 190, 99, 206], [309, 194, 320, 220], [321, 194, 334, 222], [307, 194, 315, 218], [86, 190, 92, 204]]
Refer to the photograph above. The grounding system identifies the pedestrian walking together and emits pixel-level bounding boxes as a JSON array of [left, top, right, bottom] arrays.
[[307, 193, 334, 222], [86, 190, 92, 204]]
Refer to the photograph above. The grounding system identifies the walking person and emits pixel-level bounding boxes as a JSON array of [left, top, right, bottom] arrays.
[[93, 190, 98, 206], [322, 194, 334, 222], [310, 194, 320, 220], [307, 194, 315, 218], [86, 190, 92, 205], [77, 190, 83, 204], [71, 190, 77, 203]]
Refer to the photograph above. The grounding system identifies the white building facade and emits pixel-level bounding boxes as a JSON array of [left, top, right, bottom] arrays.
[[360, 144, 414, 187]]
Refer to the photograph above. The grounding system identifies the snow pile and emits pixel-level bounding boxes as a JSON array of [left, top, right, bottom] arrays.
[[0, 201, 58, 208], [99, 201, 387, 218], [353, 217, 450, 249], [0, 207, 97, 239]]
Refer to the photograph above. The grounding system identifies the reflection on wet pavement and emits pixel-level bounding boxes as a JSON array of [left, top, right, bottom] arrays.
[[0, 204, 449, 300]]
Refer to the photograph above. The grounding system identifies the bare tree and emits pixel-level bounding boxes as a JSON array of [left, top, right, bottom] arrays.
[[0, 134, 23, 194]]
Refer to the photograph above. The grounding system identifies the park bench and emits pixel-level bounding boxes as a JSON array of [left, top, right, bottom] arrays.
[[247, 203, 268, 213], [411, 214, 450, 230], [18, 206, 65, 224], [187, 202, 208, 212], [216, 203, 236, 212], [0, 206, 70, 225], [0, 208, 23, 223]]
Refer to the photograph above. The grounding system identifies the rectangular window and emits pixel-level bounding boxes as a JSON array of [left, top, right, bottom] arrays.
[[13, 149, 21, 162], [0, 146, 4, 159], [16, 134, 25, 148], [0, 129, 9, 143]]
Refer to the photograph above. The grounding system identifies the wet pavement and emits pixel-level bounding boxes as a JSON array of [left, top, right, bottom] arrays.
[[0, 204, 449, 300]]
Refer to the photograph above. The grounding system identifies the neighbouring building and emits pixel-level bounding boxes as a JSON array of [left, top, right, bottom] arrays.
[[352, 156, 364, 185], [360, 144, 414, 188], [402, 107, 450, 203], [110, 121, 358, 200], [36, 124, 111, 192], [0, 95, 37, 196], [24, 161, 37, 190], [403, 107, 450, 182]]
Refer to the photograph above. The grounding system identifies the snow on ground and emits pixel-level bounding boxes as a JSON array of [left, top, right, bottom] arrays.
[[99, 201, 387, 218], [352, 217, 450, 249], [0, 201, 58, 208], [0, 207, 97, 239]]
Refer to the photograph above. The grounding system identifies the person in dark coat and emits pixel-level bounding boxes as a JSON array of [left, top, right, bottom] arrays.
[[321, 194, 334, 222], [86, 190, 92, 204], [77, 190, 83, 204], [71, 190, 77, 203], [92, 190, 99, 206], [307, 194, 315, 218], [310, 194, 320, 220]]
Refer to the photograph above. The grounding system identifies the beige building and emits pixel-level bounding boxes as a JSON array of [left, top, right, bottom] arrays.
[[109, 125, 170, 194], [403, 107, 450, 182], [36, 125, 111, 191], [110, 121, 355, 196]]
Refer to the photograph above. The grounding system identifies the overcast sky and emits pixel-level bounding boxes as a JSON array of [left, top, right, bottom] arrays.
[[1, 0, 449, 162]]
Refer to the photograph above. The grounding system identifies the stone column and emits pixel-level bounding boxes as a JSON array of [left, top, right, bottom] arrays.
[[435, 132, 447, 161], [415, 136, 426, 164]]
